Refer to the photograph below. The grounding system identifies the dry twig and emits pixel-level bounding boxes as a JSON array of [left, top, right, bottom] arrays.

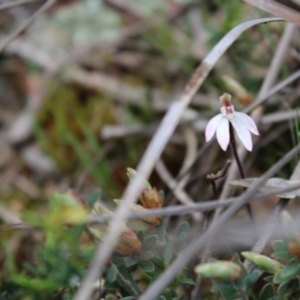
[[0, 0, 42, 11], [244, 0, 300, 26], [0, 0, 57, 54]]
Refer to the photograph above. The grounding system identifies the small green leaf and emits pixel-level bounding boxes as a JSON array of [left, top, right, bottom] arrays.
[[149, 270, 162, 281], [151, 257, 165, 270], [127, 219, 148, 231], [12, 275, 57, 293], [277, 282, 288, 296], [87, 189, 100, 208], [111, 256, 125, 266], [157, 296, 166, 300], [271, 240, 291, 260], [273, 240, 287, 249], [272, 240, 290, 252], [156, 220, 167, 240], [141, 251, 154, 260], [176, 232, 187, 241], [158, 190, 165, 201], [107, 264, 118, 283], [136, 231, 144, 243], [164, 242, 174, 265], [234, 279, 246, 292], [104, 279, 119, 289], [143, 235, 158, 251], [176, 222, 190, 236], [127, 168, 151, 189], [263, 275, 274, 282], [178, 278, 195, 285], [222, 290, 242, 300], [271, 251, 292, 260], [120, 297, 135, 300], [139, 260, 155, 273], [124, 257, 138, 267], [175, 232, 187, 250], [273, 259, 300, 284], [259, 283, 276, 300], [232, 255, 247, 278], [273, 273, 288, 284], [212, 282, 234, 293], [117, 266, 141, 294], [277, 280, 299, 297], [243, 269, 262, 288], [212, 283, 240, 300]]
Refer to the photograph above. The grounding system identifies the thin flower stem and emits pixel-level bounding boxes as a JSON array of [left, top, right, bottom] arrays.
[[205, 160, 231, 222], [229, 123, 245, 179], [210, 181, 217, 199], [229, 123, 254, 221]]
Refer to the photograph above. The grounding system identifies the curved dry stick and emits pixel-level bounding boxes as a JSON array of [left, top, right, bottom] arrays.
[[243, 69, 300, 114], [155, 159, 202, 221], [177, 127, 198, 191], [244, 0, 300, 27], [155, 159, 196, 207], [0, 0, 57, 54], [0, 0, 42, 11], [140, 144, 300, 300], [155, 127, 198, 205], [72, 17, 283, 300]]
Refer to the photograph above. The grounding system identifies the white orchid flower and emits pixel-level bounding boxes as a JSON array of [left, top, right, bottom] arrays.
[[205, 93, 259, 151]]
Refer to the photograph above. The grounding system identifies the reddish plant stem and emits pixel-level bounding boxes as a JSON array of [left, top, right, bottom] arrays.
[[229, 123, 245, 179], [229, 123, 254, 221]]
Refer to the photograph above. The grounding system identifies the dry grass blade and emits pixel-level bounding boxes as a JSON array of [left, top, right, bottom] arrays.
[[244, 0, 300, 26], [72, 17, 283, 300], [243, 69, 300, 114], [262, 109, 300, 124]]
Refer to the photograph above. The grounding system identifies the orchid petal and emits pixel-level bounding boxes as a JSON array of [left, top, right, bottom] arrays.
[[205, 114, 223, 142], [216, 117, 230, 151], [234, 112, 259, 135], [231, 117, 253, 151]]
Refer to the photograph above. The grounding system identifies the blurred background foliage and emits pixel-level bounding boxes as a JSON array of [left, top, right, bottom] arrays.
[[0, 0, 299, 298]]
